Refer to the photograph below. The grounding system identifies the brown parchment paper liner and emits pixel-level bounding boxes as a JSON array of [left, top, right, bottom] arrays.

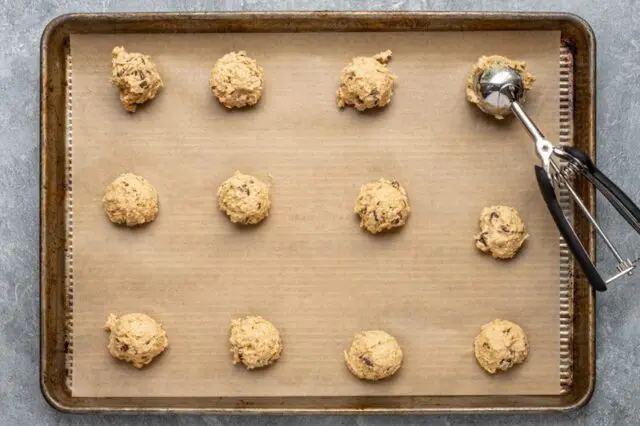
[[69, 31, 561, 397]]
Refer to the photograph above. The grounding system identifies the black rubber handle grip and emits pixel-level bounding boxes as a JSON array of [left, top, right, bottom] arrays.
[[564, 146, 640, 235], [535, 166, 607, 291]]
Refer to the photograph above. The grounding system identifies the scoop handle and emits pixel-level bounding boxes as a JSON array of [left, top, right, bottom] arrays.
[[535, 166, 607, 291]]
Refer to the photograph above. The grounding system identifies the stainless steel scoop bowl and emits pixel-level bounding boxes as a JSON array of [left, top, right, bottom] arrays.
[[474, 66, 524, 117]]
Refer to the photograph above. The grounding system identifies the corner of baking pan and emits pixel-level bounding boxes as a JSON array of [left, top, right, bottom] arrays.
[[40, 375, 74, 414]]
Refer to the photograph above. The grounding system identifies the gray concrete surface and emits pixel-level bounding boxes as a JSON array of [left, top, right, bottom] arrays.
[[1, 0, 638, 424]]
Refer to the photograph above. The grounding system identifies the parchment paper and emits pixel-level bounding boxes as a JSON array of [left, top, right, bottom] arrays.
[[70, 31, 561, 397]]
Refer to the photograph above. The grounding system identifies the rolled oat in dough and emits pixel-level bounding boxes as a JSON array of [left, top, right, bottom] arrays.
[[474, 319, 529, 374], [229, 316, 282, 370], [104, 313, 168, 368], [344, 330, 403, 381], [102, 173, 159, 227], [217, 171, 271, 225], [465, 55, 536, 119], [337, 50, 396, 111], [474, 205, 528, 259], [209, 51, 265, 109], [111, 46, 163, 112], [354, 178, 410, 234]]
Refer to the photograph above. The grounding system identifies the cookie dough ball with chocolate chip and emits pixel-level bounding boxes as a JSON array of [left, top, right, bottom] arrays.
[[217, 171, 271, 225], [209, 51, 265, 109], [474, 205, 528, 259], [104, 313, 168, 368], [474, 319, 529, 374], [111, 46, 163, 112], [229, 316, 282, 370], [102, 173, 159, 227], [337, 50, 396, 111], [466, 55, 535, 119], [344, 330, 403, 381], [354, 178, 410, 234]]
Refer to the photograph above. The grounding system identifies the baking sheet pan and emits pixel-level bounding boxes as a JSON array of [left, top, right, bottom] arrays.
[[40, 12, 596, 413]]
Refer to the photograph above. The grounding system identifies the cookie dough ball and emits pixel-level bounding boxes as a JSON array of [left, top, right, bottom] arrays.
[[104, 313, 168, 368], [102, 173, 159, 226], [209, 51, 265, 109], [354, 178, 410, 234], [111, 46, 163, 112], [474, 205, 528, 259], [217, 171, 271, 225], [474, 319, 529, 374], [344, 330, 403, 381], [466, 55, 536, 119], [337, 50, 396, 111], [229, 316, 282, 370]]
